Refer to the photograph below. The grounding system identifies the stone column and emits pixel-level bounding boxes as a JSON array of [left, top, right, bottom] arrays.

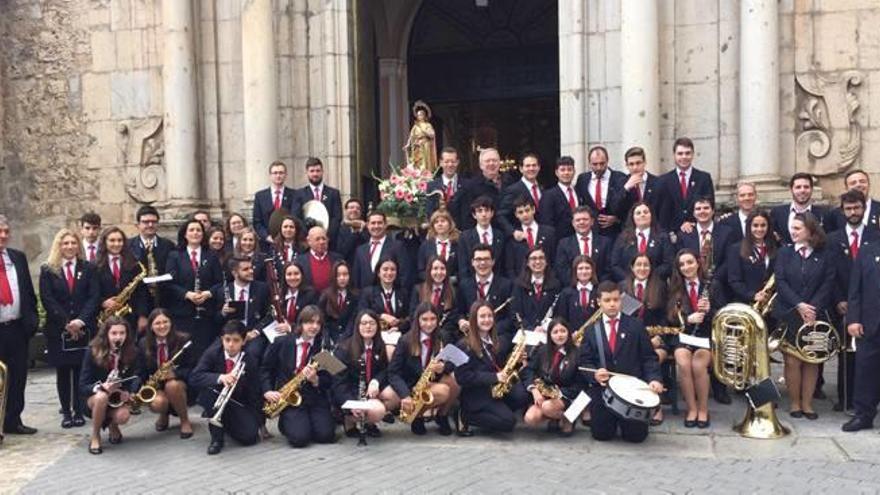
[[378, 58, 408, 171], [739, 0, 779, 182], [242, 0, 278, 195], [162, 0, 200, 200], [620, 0, 660, 174], [558, 0, 587, 171]]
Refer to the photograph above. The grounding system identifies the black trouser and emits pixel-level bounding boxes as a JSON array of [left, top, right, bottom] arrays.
[[590, 391, 649, 443], [184, 316, 217, 361], [0, 320, 29, 430], [278, 397, 336, 448], [208, 403, 260, 446], [463, 385, 528, 433], [853, 336, 880, 422], [838, 349, 856, 409], [56, 365, 84, 416]]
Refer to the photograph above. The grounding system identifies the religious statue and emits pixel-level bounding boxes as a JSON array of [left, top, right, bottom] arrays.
[[404, 100, 437, 173]]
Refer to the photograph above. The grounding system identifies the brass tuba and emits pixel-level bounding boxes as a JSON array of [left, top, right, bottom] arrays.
[[0, 360, 7, 444], [711, 301, 789, 439]]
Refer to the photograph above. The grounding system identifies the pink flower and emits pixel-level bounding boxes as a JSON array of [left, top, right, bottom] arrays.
[[404, 192, 413, 203], [395, 189, 405, 200], [418, 182, 427, 192], [390, 175, 400, 185]]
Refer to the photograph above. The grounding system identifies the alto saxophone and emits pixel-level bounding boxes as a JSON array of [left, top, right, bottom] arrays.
[[533, 377, 562, 400], [263, 359, 319, 418], [98, 262, 148, 327], [491, 315, 528, 399], [134, 341, 192, 406], [572, 310, 603, 347], [399, 357, 438, 424]]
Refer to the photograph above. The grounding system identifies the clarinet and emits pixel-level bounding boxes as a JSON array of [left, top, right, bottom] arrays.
[[356, 356, 367, 447], [193, 259, 205, 319]]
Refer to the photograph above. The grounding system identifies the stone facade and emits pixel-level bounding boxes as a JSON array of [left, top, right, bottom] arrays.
[[1, 0, 879, 265]]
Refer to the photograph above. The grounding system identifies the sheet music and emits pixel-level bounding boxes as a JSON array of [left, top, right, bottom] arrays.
[[523, 330, 547, 346], [261, 321, 280, 344], [341, 400, 381, 411], [678, 333, 710, 349], [436, 344, 469, 367], [144, 273, 173, 284], [563, 391, 592, 423], [621, 292, 643, 316]]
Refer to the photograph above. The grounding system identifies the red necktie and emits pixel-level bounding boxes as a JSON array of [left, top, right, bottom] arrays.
[[688, 282, 699, 311], [298, 342, 310, 372], [111, 256, 121, 287], [422, 338, 432, 368], [534, 282, 542, 301], [551, 350, 563, 382], [0, 252, 13, 306], [636, 283, 645, 319], [635, 184, 643, 202], [337, 292, 345, 310], [757, 244, 767, 260], [314, 187, 321, 201], [239, 288, 246, 301], [224, 359, 234, 373], [851, 231, 860, 260], [799, 247, 808, 259], [567, 186, 576, 211], [438, 241, 448, 261], [638, 232, 647, 254], [88, 245, 96, 263], [190, 250, 199, 273], [158, 342, 168, 366], [365, 348, 373, 383], [477, 281, 487, 299], [482, 231, 489, 245], [581, 235, 591, 256], [273, 190, 281, 210], [594, 175, 603, 210], [369, 240, 380, 259], [383, 291, 393, 314], [679, 171, 688, 199], [287, 295, 297, 323], [608, 318, 619, 353], [432, 287, 442, 307], [65, 261, 75, 293], [579, 287, 588, 309], [531, 184, 540, 210], [445, 182, 453, 202], [526, 227, 535, 249]]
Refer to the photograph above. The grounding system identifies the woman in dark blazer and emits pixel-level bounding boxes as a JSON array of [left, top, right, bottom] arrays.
[[40, 229, 100, 428], [773, 212, 834, 420], [416, 209, 461, 282], [511, 246, 562, 333], [409, 256, 459, 345], [727, 211, 777, 307], [95, 227, 149, 334], [611, 202, 675, 282], [555, 255, 599, 335], [358, 257, 410, 360], [318, 261, 358, 347], [522, 318, 580, 436]]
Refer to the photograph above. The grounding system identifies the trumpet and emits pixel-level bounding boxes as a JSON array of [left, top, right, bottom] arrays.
[[209, 353, 246, 428]]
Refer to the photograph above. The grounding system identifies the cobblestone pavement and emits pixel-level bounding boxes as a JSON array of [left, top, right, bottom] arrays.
[[3, 365, 880, 494]]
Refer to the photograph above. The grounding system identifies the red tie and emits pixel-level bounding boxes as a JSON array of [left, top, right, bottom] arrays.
[[608, 318, 619, 353], [851, 231, 860, 260], [365, 348, 373, 383], [635, 184, 643, 202], [579, 287, 588, 309], [531, 184, 540, 210], [445, 182, 453, 202], [482, 231, 489, 245], [689, 282, 699, 311], [0, 252, 13, 306], [314, 187, 321, 201], [287, 295, 298, 323], [65, 261, 75, 293], [526, 227, 535, 249], [432, 287, 442, 307], [298, 342, 310, 372], [158, 342, 168, 366], [190, 250, 199, 273], [383, 291, 393, 314], [422, 338, 432, 368], [757, 244, 767, 260], [594, 175, 603, 210], [636, 283, 646, 319], [551, 350, 563, 381], [239, 288, 246, 301], [534, 282, 542, 301], [638, 232, 647, 254], [567, 187, 576, 211], [799, 247, 808, 259], [679, 171, 688, 199], [582, 235, 591, 256], [273, 190, 281, 210], [438, 241, 448, 261], [369, 240, 380, 259], [337, 292, 345, 310], [224, 359, 234, 373], [111, 256, 121, 286], [88, 245, 96, 263], [477, 281, 487, 299]]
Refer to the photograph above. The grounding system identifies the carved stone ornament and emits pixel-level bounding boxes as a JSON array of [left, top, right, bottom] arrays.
[[118, 118, 165, 204], [795, 71, 863, 177]]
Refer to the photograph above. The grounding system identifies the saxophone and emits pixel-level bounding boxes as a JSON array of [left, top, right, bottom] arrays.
[[146, 241, 160, 307], [133, 341, 192, 406], [533, 378, 562, 400], [98, 263, 148, 327], [399, 357, 438, 424], [491, 315, 528, 399], [572, 309, 603, 347], [263, 359, 319, 418]]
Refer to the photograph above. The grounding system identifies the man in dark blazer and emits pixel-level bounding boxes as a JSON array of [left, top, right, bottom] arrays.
[[455, 245, 514, 339], [0, 216, 39, 435], [295, 226, 342, 295], [291, 157, 343, 245], [538, 155, 581, 240], [212, 257, 271, 358], [575, 146, 629, 240], [656, 137, 716, 233], [351, 211, 411, 289], [79, 212, 102, 264], [843, 239, 880, 431], [252, 160, 296, 245], [770, 172, 831, 246], [676, 198, 735, 277], [497, 153, 543, 236], [503, 197, 556, 279], [833, 169, 880, 235], [426, 147, 465, 220], [457, 196, 507, 279], [128, 205, 176, 312], [335, 198, 368, 264], [620, 147, 662, 221], [577, 282, 663, 443], [450, 148, 504, 230], [718, 182, 759, 244], [554, 206, 612, 283]]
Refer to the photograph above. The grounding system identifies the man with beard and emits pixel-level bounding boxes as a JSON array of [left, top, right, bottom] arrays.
[[293, 157, 343, 245], [770, 173, 831, 245]]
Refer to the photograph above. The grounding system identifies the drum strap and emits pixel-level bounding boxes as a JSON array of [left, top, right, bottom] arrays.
[[593, 321, 607, 371]]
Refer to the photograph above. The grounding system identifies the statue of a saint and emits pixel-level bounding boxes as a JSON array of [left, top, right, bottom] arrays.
[[404, 100, 437, 173]]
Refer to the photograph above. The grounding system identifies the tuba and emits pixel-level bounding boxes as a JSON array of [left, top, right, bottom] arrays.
[[711, 297, 789, 439], [0, 360, 7, 444]]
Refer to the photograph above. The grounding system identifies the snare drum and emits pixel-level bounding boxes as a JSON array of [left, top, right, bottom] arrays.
[[602, 375, 660, 423]]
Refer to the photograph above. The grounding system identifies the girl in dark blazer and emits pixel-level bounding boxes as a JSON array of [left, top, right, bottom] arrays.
[[277, 262, 319, 335], [95, 227, 149, 334], [332, 310, 397, 439], [727, 211, 777, 306], [223, 213, 248, 254], [522, 318, 580, 436], [358, 257, 410, 360], [454, 301, 529, 436], [409, 256, 459, 345], [511, 246, 562, 333], [416, 209, 461, 282], [135, 309, 195, 438], [555, 255, 599, 335], [79, 316, 140, 455], [318, 261, 358, 346], [668, 249, 716, 428], [206, 226, 230, 279], [271, 215, 304, 268], [40, 229, 100, 428], [231, 227, 266, 282], [261, 305, 336, 448], [773, 212, 833, 420], [611, 202, 675, 282], [388, 303, 459, 435], [165, 220, 224, 358]]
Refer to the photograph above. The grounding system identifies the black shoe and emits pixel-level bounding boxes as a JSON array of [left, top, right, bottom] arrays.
[[72, 415, 86, 427], [180, 430, 194, 440], [61, 414, 74, 429], [803, 411, 819, 420], [435, 415, 452, 436], [714, 388, 732, 405], [842, 417, 874, 432], [684, 418, 697, 428], [455, 409, 473, 437], [813, 388, 827, 400], [207, 441, 224, 455], [4, 424, 37, 435], [410, 418, 427, 436], [88, 444, 102, 455], [108, 433, 123, 444], [697, 417, 711, 429], [789, 410, 804, 419], [129, 404, 142, 415], [833, 402, 844, 412], [345, 427, 360, 438], [366, 424, 382, 438], [546, 420, 560, 433], [382, 413, 396, 424]]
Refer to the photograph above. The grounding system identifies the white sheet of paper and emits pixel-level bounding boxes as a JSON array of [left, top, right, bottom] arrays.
[[436, 344, 469, 367], [262, 321, 280, 344], [381, 331, 401, 345], [341, 400, 381, 411], [144, 273, 173, 284], [852, 338, 858, 352], [678, 333, 711, 349], [621, 292, 643, 316], [524, 330, 546, 346], [563, 391, 592, 423]]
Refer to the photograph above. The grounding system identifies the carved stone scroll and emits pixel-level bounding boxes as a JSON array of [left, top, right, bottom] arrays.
[[118, 118, 165, 204]]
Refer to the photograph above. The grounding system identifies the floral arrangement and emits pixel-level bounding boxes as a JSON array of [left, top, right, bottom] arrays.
[[374, 165, 434, 224]]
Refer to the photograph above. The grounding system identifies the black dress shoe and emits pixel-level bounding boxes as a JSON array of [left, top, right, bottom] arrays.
[[410, 418, 427, 436], [4, 424, 37, 435], [207, 441, 224, 455], [684, 418, 697, 428], [789, 410, 804, 419], [345, 427, 360, 438], [72, 415, 86, 427], [382, 413, 396, 424], [714, 389, 732, 405], [697, 417, 711, 429], [366, 424, 382, 438], [842, 417, 874, 432], [61, 415, 74, 429], [180, 431, 194, 439], [108, 433, 123, 444], [88, 445, 103, 455], [455, 409, 473, 437], [803, 411, 819, 420], [435, 415, 452, 436]]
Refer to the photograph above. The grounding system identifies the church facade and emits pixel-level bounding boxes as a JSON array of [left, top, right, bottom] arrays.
[[0, 0, 878, 259]]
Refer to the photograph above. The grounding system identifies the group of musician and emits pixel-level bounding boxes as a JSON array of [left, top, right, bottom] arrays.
[[3, 141, 880, 456]]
